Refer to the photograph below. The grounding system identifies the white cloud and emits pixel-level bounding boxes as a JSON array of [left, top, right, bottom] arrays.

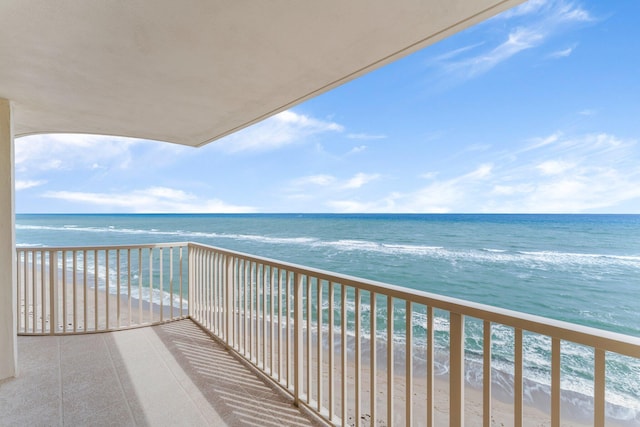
[[289, 172, 381, 192], [549, 46, 574, 58], [500, 0, 548, 18], [342, 173, 381, 189], [434, 1, 592, 80], [15, 180, 46, 191], [324, 131, 640, 213], [15, 133, 139, 172], [346, 133, 386, 140], [213, 110, 344, 153], [536, 160, 575, 175], [347, 145, 367, 155], [42, 187, 256, 213], [523, 131, 562, 152], [292, 175, 336, 186]]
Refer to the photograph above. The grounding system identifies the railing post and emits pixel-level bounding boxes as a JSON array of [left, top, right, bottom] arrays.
[[226, 255, 233, 345], [49, 251, 57, 335], [450, 312, 465, 427], [293, 271, 303, 406], [187, 245, 193, 318]]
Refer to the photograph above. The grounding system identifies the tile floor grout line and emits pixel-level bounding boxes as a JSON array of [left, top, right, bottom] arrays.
[[103, 333, 138, 425]]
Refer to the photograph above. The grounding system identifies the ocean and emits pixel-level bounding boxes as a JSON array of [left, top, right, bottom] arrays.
[[15, 213, 640, 423]]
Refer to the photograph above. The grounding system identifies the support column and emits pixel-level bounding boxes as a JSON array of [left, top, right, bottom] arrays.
[[0, 98, 17, 380]]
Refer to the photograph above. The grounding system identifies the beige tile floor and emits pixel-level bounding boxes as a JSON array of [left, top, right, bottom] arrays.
[[0, 320, 321, 426]]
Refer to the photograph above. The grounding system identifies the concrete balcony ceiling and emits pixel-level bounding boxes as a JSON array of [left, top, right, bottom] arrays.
[[0, 0, 523, 147]]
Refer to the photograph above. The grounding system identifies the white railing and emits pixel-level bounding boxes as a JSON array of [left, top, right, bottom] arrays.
[[188, 242, 640, 427], [16, 242, 640, 427], [16, 243, 189, 334]]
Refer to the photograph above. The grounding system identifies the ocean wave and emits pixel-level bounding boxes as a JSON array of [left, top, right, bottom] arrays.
[[17, 224, 640, 270]]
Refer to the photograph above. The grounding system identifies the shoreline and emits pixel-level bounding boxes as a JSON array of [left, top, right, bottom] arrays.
[[304, 328, 637, 427]]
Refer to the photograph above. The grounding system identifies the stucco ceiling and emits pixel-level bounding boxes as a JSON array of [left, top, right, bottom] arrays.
[[0, 1, 524, 147]]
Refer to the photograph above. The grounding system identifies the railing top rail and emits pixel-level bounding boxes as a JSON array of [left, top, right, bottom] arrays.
[[188, 242, 640, 358], [16, 242, 190, 252]]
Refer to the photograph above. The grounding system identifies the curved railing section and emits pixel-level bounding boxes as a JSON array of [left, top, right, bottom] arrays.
[[188, 242, 640, 427], [16, 243, 189, 334], [17, 242, 640, 427]]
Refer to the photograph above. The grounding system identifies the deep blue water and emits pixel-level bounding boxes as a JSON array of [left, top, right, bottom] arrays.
[[15, 213, 640, 422]]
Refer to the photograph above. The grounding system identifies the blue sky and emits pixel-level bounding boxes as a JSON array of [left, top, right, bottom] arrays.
[[15, 0, 640, 213]]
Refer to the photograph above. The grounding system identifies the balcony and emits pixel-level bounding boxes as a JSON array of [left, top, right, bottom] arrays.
[[1, 320, 319, 426], [6, 242, 640, 426]]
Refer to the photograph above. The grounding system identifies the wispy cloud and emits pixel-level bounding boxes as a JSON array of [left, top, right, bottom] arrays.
[[42, 187, 256, 213], [286, 172, 383, 205], [15, 180, 46, 191], [291, 175, 337, 187], [15, 134, 139, 173], [212, 110, 343, 153], [342, 173, 381, 189], [548, 46, 575, 58], [431, 0, 593, 81], [325, 131, 640, 213], [346, 145, 367, 155], [346, 133, 386, 140]]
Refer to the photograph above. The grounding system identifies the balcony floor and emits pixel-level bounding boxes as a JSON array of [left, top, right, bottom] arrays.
[[0, 320, 320, 426]]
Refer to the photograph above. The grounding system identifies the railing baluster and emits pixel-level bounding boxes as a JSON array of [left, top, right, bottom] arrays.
[[355, 288, 361, 427], [250, 262, 255, 363], [73, 251, 77, 333], [49, 250, 56, 335], [317, 277, 323, 412], [41, 250, 46, 333], [427, 306, 434, 427], [137, 248, 142, 325], [387, 296, 394, 427], [341, 284, 347, 426], [514, 328, 523, 427], [116, 249, 121, 328], [270, 266, 275, 375], [306, 275, 311, 400], [127, 249, 132, 327], [179, 246, 183, 317], [169, 247, 174, 320], [294, 271, 303, 406], [62, 251, 67, 334], [594, 348, 605, 426], [262, 264, 267, 370], [244, 260, 249, 356], [483, 321, 492, 427], [406, 300, 413, 427], [83, 250, 88, 331], [21, 250, 27, 333], [95, 250, 99, 330], [16, 250, 21, 333], [328, 281, 335, 421], [551, 338, 561, 427], [279, 269, 284, 383], [370, 292, 377, 427], [148, 248, 153, 324], [32, 251, 36, 333], [450, 312, 465, 427], [105, 250, 110, 329]]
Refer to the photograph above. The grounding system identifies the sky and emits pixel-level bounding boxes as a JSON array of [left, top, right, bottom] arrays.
[[15, 0, 640, 214]]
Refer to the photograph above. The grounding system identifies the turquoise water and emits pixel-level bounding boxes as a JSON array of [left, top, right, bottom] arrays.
[[16, 213, 640, 423]]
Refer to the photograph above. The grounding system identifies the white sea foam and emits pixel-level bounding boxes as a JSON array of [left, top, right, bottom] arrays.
[[15, 224, 640, 270]]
